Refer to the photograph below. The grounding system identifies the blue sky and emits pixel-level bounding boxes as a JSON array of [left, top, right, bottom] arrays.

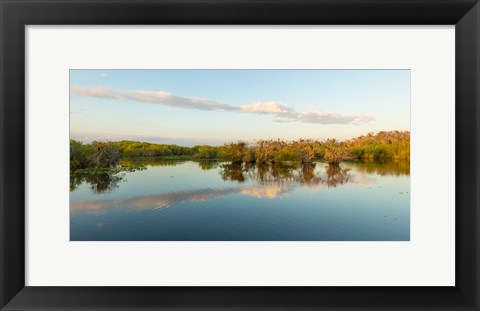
[[70, 70, 410, 146]]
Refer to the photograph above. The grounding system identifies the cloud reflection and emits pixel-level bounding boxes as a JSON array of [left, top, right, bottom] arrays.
[[71, 161, 409, 215], [71, 184, 293, 214]]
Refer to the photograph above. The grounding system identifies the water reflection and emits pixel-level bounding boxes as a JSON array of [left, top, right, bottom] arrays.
[[70, 159, 410, 241], [354, 160, 410, 176], [324, 164, 352, 187], [71, 159, 184, 193], [119, 158, 183, 167], [220, 163, 247, 182], [71, 184, 293, 214], [198, 160, 219, 171], [70, 173, 125, 193], [71, 160, 409, 195], [71, 162, 384, 212], [220, 162, 351, 187]]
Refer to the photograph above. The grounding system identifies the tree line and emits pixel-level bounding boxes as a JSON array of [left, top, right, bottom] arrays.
[[214, 131, 409, 164], [70, 131, 409, 170]]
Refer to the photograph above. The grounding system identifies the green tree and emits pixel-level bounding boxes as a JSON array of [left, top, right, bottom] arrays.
[[70, 139, 93, 170], [323, 139, 354, 164], [196, 145, 219, 159], [89, 141, 121, 168], [220, 141, 246, 163]]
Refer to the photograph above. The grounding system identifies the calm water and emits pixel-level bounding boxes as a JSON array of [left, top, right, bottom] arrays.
[[70, 160, 410, 241]]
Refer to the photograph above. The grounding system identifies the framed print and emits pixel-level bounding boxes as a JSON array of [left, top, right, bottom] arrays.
[[1, 0, 479, 310]]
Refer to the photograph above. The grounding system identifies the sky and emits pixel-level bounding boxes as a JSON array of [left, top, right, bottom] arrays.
[[70, 70, 410, 146]]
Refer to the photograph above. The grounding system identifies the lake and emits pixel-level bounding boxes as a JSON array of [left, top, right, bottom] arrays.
[[70, 160, 410, 241]]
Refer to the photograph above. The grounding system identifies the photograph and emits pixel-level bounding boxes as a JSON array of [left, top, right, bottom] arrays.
[[70, 69, 410, 241]]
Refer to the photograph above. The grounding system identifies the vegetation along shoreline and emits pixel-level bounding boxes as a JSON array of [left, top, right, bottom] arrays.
[[70, 131, 410, 173]]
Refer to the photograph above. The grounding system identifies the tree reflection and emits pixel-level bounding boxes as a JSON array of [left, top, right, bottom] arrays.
[[218, 162, 351, 187], [324, 163, 351, 187], [220, 163, 246, 182], [270, 163, 297, 181], [72, 159, 407, 195], [70, 173, 125, 193], [198, 160, 218, 171], [119, 158, 183, 167], [353, 160, 410, 176]]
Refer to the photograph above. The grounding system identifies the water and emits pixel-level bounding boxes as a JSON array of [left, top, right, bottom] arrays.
[[70, 160, 410, 241]]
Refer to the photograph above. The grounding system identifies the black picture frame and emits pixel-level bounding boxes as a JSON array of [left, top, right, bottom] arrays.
[[1, 0, 479, 310]]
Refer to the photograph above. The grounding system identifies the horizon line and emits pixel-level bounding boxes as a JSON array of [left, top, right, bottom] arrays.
[[70, 129, 410, 147]]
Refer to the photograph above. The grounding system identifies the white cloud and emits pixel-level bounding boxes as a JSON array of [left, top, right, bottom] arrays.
[[239, 101, 295, 115], [70, 85, 121, 99], [299, 111, 375, 125], [71, 85, 235, 111], [125, 90, 236, 111], [70, 85, 375, 125]]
